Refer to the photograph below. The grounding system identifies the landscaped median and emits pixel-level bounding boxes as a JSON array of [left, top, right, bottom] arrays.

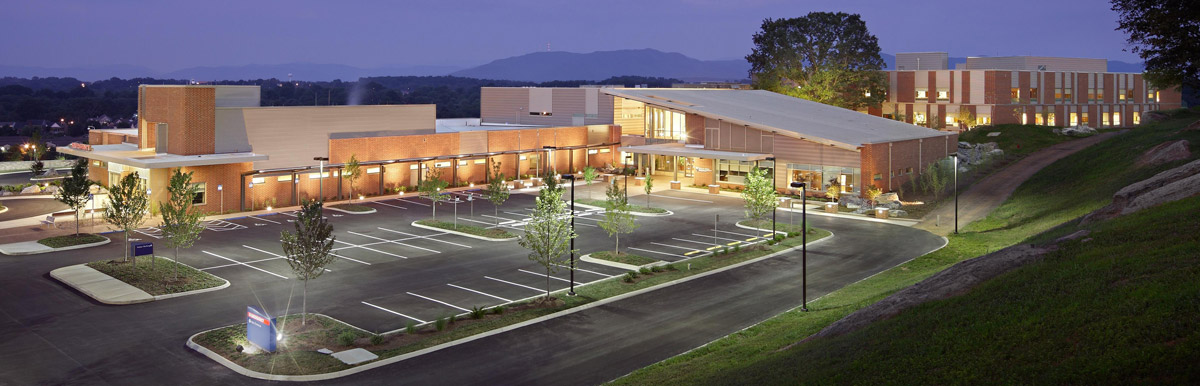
[[411, 219, 518, 241], [572, 199, 672, 216], [187, 226, 831, 380], [582, 250, 658, 270], [52, 256, 229, 304], [0, 233, 111, 255], [327, 203, 376, 214]]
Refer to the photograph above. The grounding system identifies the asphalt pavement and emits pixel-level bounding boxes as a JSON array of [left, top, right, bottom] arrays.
[[0, 197, 69, 221]]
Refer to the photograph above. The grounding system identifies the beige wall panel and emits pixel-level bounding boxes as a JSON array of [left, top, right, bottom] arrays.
[[240, 104, 435, 170], [773, 135, 860, 168]]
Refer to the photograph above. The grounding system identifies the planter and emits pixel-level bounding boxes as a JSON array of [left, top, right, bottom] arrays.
[[512, 181, 525, 189], [670, 181, 681, 190], [708, 184, 720, 194], [778, 197, 792, 208], [825, 202, 838, 213], [636, 177, 646, 186], [874, 207, 890, 219]]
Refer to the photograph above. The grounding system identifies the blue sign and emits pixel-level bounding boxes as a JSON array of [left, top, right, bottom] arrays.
[[246, 306, 278, 352], [131, 242, 153, 257]]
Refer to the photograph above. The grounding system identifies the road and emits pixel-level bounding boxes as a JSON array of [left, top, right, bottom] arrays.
[[0, 197, 69, 222], [0, 185, 943, 385]]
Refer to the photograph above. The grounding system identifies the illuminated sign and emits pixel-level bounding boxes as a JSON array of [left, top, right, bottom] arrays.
[[246, 306, 277, 352]]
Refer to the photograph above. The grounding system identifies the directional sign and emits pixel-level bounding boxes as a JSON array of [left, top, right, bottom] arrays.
[[246, 306, 277, 352], [131, 242, 153, 257]]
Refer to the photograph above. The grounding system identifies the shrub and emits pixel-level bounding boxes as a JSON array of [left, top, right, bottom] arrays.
[[405, 321, 417, 334], [448, 314, 457, 324], [733, 245, 741, 253], [492, 305, 506, 315], [639, 267, 652, 275], [650, 265, 664, 273], [338, 331, 357, 346], [471, 306, 486, 319], [775, 234, 785, 242], [664, 263, 676, 271], [624, 271, 638, 283], [787, 231, 799, 238], [435, 317, 447, 332], [767, 240, 777, 246], [370, 334, 385, 346]]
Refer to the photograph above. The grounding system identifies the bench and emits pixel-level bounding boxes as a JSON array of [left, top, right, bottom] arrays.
[[42, 211, 77, 229]]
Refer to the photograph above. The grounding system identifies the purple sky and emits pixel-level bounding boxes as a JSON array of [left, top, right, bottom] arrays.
[[0, 0, 1136, 72]]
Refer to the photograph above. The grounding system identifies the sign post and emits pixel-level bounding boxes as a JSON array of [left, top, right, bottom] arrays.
[[246, 306, 278, 352]]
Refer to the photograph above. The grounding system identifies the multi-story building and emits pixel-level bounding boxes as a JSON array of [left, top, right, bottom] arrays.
[[875, 52, 1183, 129]]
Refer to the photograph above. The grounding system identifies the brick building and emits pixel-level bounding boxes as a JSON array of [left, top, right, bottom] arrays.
[[876, 52, 1183, 129]]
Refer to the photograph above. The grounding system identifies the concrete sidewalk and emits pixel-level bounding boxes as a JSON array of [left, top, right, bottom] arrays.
[[49, 264, 153, 305]]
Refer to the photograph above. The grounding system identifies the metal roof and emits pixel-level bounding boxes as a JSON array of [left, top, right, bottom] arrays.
[[603, 89, 952, 150], [617, 143, 771, 162]]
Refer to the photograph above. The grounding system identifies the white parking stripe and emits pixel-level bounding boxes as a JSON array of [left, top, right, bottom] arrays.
[[518, 269, 571, 283], [369, 201, 407, 210], [349, 231, 441, 254], [397, 198, 431, 207], [711, 229, 761, 238], [407, 292, 471, 312], [201, 250, 287, 279], [692, 233, 747, 243], [200, 256, 283, 270], [362, 301, 426, 323], [376, 228, 472, 248], [252, 216, 281, 224], [653, 194, 712, 203], [485, 276, 543, 292], [330, 252, 379, 264], [650, 242, 703, 252], [467, 217, 523, 229], [551, 263, 609, 277], [629, 247, 687, 259], [447, 283, 512, 302], [333, 239, 409, 259], [241, 245, 333, 271], [134, 229, 162, 239], [672, 238, 719, 246]]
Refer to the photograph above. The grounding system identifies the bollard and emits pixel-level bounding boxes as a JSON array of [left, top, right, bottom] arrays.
[[687, 263, 691, 271]]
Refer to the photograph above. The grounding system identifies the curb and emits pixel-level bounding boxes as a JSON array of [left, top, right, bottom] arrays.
[[1, 236, 111, 256], [51, 257, 230, 305], [186, 231, 835, 382], [50, 264, 153, 305], [151, 258, 231, 301], [569, 201, 674, 217], [579, 253, 650, 271], [326, 205, 377, 215], [410, 221, 518, 242]]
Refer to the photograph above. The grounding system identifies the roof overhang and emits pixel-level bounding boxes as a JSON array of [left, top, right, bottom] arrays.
[[59, 143, 268, 169], [618, 143, 772, 162]]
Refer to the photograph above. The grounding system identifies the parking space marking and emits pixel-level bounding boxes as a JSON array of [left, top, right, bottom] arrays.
[[333, 239, 409, 259], [369, 201, 407, 210], [362, 301, 426, 323], [460, 217, 524, 230], [329, 251, 377, 264], [551, 263, 610, 277], [711, 229, 761, 238], [376, 228, 472, 248], [134, 227, 162, 239], [503, 210, 597, 227], [348, 231, 441, 254], [684, 250, 703, 256], [671, 238, 720, 247], [252, 215, 281, 224], [397, 198, 431, 207], [650, 242, 704, 253], [652, 194, 713, 203], [485, 276, 543, 292], [447, 283, 512, 302], [629, 247, 688, 259], [406, 292, 471, 312], [199, 256, 282, 270], [692, 233, 748, 244], [518, 269, 571, 283], [204, 219, 248, 232], [480, 214, 525, 226], [201, 250, 288, 279], [242, 245, 335, 270]]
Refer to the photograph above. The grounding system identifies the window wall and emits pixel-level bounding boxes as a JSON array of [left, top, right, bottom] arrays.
[[787, 164, 860, 194], [645, 106, 687, 140]]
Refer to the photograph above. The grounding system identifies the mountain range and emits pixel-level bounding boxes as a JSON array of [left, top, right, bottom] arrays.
[[0, 49, 1146, 82]]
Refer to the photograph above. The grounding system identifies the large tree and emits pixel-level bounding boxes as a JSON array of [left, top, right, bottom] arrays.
[[1112, 0, 1200, 90], [281, 199, 337, 325], [159, 168, 205, 278], [54, 158, 92, 237], [484, 160, 510, 225], [746, 12, 887, 110], [518, 180, 576, 302], [105, 172, 149, 267], [742, 167, 777, 224], [598, 180, 638, 256]]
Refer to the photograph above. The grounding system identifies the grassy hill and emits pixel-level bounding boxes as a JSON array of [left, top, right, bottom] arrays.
[[614, 109, 1200, 384]]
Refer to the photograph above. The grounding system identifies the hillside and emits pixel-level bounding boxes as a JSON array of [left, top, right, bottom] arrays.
[[450, 49, 749, 82], [616, 108, 1200, 384]]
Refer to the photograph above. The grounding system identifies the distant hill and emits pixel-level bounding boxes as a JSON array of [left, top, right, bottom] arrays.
[[164, 63, 461, 82], [451, 49, 750, 82], [0, 64, 158, 81]]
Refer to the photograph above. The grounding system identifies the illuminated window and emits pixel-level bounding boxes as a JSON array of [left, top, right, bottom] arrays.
[[1035, 113, 1045, 125], [191, 182, 206, 205], [366, 167, 380, 174], [276, 175, 291, 182], [251, 177, 265, 184], [587, 149, 599, 155], [530, 111, 552, 116], [1063, 88, 1073, 102], [600, 149, 611, 153], [979, 115, 991, 125], [945, 116, 955, 125], [864, 91, 871, 97], [458, 161, 467, 166], [1082, 113, 1089, 125], [1155, 91, 1161, 102], [1070, 112, 1078, 126], [1029, 88, 1039, 103], [1048, 113, 1056, 126], [474, 159, 486, 164], [1087, 88, 1096, 103], [916, 89, 927, 99], [937, 89, 949, 100], [309, 172, 330, 179], [1101, 113, 1110, 126], [1011, 88, 1020, 103], [1021, 113, 1028, 125], [1054, 88, 1064, 103], [519, 155, 527, 160], [645, 106, 687, 140], [1133, 112, 1141, 124], [434, 161, 450, 168], [1096, 89, 1103, 102], [914, 112, 927, 125], [1112, 112, 1121, 125], [1118, 90, 1126, 101]]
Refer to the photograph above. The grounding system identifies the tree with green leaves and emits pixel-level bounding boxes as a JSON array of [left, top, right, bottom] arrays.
[[484, 160, 510, 225], [954, 109, 976, 129], [54, 158, 92, 237], [281, 199, 337, 325], [746, 12, 887, 110], [598, 181, 638, 256], [518, 181, 575, 302], [581, 166, 598, 199], [419, 165, 449, 219], [742, 167, 777, 223], [1112, 0, 1199, 91], [159, 168, 205, 278], [920, 161, 950, 199], [104, 172, 149, 267], [643, 175, 654, 208], [343, 154, 362, 202]]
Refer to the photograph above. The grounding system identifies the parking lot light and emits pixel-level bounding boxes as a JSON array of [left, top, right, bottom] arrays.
[[561, 173, 577, 296], [266, 206, 273, 211], [789, 181, 808, 312]]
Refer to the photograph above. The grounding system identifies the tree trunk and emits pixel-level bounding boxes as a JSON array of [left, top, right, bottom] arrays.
[[615, 234, 620, 256], [495, 206, 499, 225], [74, 211, 80, 236], [545, 265, 551, 301], [302, 279, 308, 325], [174, 246, 180, 279]]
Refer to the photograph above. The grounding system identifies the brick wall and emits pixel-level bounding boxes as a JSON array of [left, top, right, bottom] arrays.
[[139, 86, 216, 155], [860, 133, 957, 196]]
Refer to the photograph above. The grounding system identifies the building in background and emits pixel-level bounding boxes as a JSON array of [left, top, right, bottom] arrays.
[[875, 52, 1183, 130]]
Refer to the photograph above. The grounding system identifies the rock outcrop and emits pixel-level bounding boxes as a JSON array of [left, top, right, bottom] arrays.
[[20, 185, 42, 194], [1053, 125, 1097, 137], [1083, 158, 1200, 224], [1136, 140, 1191, 166]]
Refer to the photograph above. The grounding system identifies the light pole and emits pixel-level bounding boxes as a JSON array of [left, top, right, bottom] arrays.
[[314, 157, 329, 203], [953, 155, 959, 234], [218, 184, 224, 214], [790, 181, 808, 312], [766, 157, 777, 236], [561, 174, 577, 296], [624, 154, 631, 202]]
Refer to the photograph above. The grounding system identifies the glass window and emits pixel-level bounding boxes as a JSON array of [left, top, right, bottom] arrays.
[[1133, 112, 1141, 124], [1081, 113, 1089, 125], [251, 177, 265, 184], [1070, 112, 1079, 126], [1101, 112, 1110, 126], [1048, 113, 1056, 126], [1010, 88, 1019, 103], [1063, 88, 1073, 102], [191, 182, 206, 205], [1030, 88, 1039, 103], [645, 106, 687, 140], [367, 167, 381, 174], [1035, 113, 1045, 125], [937, 90, 949, 100], [1054, 88, 1063, 103], [1112, 112, 1121, 125], [276, 175, 291, 182], [916, 89, 927, 99]]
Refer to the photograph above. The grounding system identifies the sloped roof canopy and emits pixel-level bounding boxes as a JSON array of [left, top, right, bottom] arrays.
[[603, 89, 950, 151]]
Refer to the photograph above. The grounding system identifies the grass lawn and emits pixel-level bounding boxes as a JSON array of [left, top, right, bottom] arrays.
[[588, 250, 656, 266], [87, 255, 226, 296], [38, 233, 107, 248], [958, 123, 1078, 157], [575, 198, 668, 214], [615, 107, 1200, 384], [329, 203, 373, 212], [194, 227, 830, 376], [416, 219, 516, 239], [194, 314, 363, 375]]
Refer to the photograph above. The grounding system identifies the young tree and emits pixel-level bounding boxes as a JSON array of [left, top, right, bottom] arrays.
[[159, 168, 205, 278], [741, 167, 777, 224], [418, 165, 449, 220], [484, 160, 510, 225], [581, 166, 599, 199], [1112, 0, 1199, 91], [104, 172, 149, 267], [54, 158, 92, 236], [517, 181, 576, 301], [343, 154, 362, 203], [642, 175, 654, 208], [954, 110, 976, 129], [826, 178, 842, 203], [597, 181, 638, 256], [281, 199, 337, 325], [746, 12, 887, 110]]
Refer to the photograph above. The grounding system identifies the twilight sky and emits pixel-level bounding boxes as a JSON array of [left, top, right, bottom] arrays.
[[0, 0, 1136, 72]]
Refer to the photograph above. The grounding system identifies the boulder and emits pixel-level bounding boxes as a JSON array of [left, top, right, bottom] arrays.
[[876, 192, 900, 203], [1083, 158, 1200, 224], [878, 200, 903, 210], [958, 141, 971, 149], [1143, 110, 1170, 123], [0, 191, 11, 196], [889, 209, 908, 218], [43, 185, 60, 194], [1060, 125, 1097, 137], [840, 195, 867, 208], [1185, 119, 1200, 132], [978, 142, 998, 153], [988, 149, 1005, 158], [1136, 140, 1191, 167], [20, 185, 42, 194], [1122, 172, 1200, 215]]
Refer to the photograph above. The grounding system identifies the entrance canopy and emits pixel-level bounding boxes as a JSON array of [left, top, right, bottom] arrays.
[[617, 142, 772, 162]]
